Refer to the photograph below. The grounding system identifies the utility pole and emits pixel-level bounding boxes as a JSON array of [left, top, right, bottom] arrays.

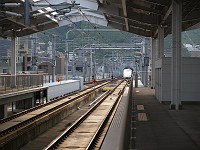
[[112, 50, 114, 79], [93, 49, 96, 79], [51, 35, 56, 82], [72, 51, 76, 78], [82, 35, 87, 82], [65, 33, 70, 80], [32, 34, 38, 72], [90, 48, 93, 81]]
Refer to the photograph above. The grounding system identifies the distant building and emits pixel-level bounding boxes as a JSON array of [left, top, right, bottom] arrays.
[[0, 39, 11, 56], [183, 43, 200, 57], [56, 55, 65, 75]]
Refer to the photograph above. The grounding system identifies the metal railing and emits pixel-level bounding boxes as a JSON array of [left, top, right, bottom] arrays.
[[0, 74, 43, 94]]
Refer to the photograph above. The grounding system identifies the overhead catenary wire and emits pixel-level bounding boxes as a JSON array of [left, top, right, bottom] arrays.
[[73, 4, 139, 51], [29, 0, 140, 55], [35, 0, 138, 50]]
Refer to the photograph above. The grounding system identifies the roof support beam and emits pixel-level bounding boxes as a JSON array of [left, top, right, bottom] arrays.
[[143, 0, 170, 6], [153, 4, 172, 37], [129, 21, 155, 31], [161, 4, 172, 24], [107, 21, 124, 30], [127, 10, 158, 25], [16, 21, 58, 37], [33, 0, 99, 11], [105, 12, 155, 31], [182, 0, 200, 19], [108, 20, 152, 37], [127, 1, 163, 15], [183, 10, 200, 22], [104, 8, 158, 25], [121, 0, 129, 31], [129, 26, 152, 37]]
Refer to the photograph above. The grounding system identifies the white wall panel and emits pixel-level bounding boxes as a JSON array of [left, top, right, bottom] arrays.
[[44, 80, 80, 100], [155, 57, 200, 102]]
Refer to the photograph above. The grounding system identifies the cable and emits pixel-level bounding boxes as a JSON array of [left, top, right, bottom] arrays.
[[74, 4, 137, 52], [40, 0, 133, 49], [33, 0, 140, 58]]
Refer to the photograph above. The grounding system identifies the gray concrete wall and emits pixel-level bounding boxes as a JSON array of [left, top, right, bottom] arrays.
[[155, 57, 200, 102]]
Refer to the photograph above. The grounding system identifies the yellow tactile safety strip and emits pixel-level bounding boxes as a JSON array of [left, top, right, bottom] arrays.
[[137, 105, 144, 110], [138, 113, 148, 121]]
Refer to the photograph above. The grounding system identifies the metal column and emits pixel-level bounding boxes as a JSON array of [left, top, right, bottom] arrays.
[[171, 0, 182, 110], [24, 0, 30, 26], [32, 34, 38, 72], [65, 34, 69, 80], [93, 49, 96, 79], [82, 37, 86, 82], [11, 36, 17, 75], [141, 38, 148, 86], [112, 51, 114, 78], [90, 49, 93, 80], [72, 52, 75, 78], [158, 25, 164, 58], [150, 38, 156, 88], [157, 26, 164, 100], [103, 55, 106, 79], [52, 35, 56, 82]]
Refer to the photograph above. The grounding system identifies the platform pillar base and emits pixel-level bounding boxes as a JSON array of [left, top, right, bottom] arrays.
[[170, 104, 182, 110]]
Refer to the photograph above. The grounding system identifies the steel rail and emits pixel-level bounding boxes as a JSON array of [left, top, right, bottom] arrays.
[[45, 80, 126, 150], [0, 80, 111, 124], [0, 81, 110, 139], [86, 82, 127, 149]]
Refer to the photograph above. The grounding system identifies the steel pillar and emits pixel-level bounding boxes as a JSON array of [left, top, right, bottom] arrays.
[[83, 56, 87, 81], [72, 53, 75, 78], [150, 38, 156, 88], [90, 49, 93, 80], [52, 35, 56, 82], [158, 25, 164, 58], [65, 34, 69, 80], [171, 0, 182, 110], [32, 34, 38, 72], [103, 56, 106, 79], [11, 36, 17, 75], [144, 38, 149, 86], [135, 61, 138, 88], [143, 38, 149, 87], [24, 0, 30, 26]]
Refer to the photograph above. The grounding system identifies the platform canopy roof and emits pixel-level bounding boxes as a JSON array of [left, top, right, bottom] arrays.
[[0, 0, 200, 38]]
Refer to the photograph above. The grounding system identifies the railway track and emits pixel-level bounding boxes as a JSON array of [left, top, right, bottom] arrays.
[[0, 80, 109, 125], [0, 80, 112, 149], [45, 80, 127, 149]]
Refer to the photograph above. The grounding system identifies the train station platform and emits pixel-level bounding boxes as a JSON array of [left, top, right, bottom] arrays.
[[134, 87, 200, 150]]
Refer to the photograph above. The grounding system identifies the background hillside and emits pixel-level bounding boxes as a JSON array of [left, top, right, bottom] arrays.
[[38, 21, 137, 52], [1, 21, 200, 57]]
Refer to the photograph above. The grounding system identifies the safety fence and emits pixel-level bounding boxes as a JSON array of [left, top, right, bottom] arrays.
[[0, 74, 43, 94]]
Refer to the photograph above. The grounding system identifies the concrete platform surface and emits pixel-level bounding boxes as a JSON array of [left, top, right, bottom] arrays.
[[134, 87, 200, 150]]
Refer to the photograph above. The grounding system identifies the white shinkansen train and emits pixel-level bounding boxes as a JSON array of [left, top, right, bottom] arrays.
[[123, 68, 133, 79]]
